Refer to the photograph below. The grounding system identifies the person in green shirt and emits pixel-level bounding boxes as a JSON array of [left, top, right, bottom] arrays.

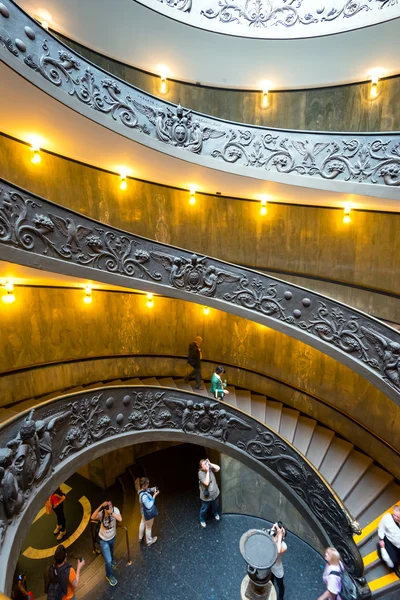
[[209, 366, 230, 400]]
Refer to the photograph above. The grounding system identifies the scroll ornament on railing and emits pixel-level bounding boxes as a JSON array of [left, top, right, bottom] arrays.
[[1, 180, 400, 404], [0, 387, 365, 585], [0, 1, 399, 187]]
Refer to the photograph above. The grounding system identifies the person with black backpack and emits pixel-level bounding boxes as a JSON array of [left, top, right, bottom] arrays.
[[44, 545, 84, 600]]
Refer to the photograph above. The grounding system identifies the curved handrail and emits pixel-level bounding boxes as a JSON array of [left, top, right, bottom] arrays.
[[135, 0, 400, 39], [1, 178, 400, 406], [0, 1, 399, 196], [0, 386, 368, 596]]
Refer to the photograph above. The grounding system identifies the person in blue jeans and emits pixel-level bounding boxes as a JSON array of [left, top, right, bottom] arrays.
[[198, 458, 220, 528], [91, 500, 122, 586]]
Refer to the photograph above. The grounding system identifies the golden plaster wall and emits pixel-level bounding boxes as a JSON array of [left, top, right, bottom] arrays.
[[1, 134, 399, 303], [61, 35, 400, 132], [1, 288, 399, 470]]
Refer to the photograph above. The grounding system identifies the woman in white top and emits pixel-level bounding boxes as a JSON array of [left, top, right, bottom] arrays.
[[318, 547, 342, 600], [270, 523, 287, 600]]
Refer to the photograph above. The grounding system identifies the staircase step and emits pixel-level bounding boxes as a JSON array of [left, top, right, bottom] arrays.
[[235, 390, 252, 415], [355, 482, 400, 545], [0, 408, 18, 424], [123, 378, 142, 386], [306, 426, 335, 469], [139, 377, 161, 386], [12, 397, 38, 414], [190, 381, 209, 397], [101, 379, 124, 387], [319, 437, 354, 484], [279, 407, 300, 444], [157, 377, 178, 388], [265, 400, 283, 432], [174, 379, 194, 392], [224, 386, 237, 408], [292, 416, 316, 456], [250, 394, 267, 423], [345, 465, 393, 519], [332, 450, 373, 500]]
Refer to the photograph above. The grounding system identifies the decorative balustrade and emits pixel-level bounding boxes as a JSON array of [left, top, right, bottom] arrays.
[[0, 1, 399, 195], [0, 386, 368, 596], [138, 0, 400, 38], [1, 178, 400, 409]]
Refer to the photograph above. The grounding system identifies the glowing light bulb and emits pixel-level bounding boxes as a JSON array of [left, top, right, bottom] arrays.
[[120, 177, 127, 191], [160, 77, 167, 95], [370, 75, 379, 99], [262, 90, 268, 108], [260, 205, 267, 216], [343, 205, 352, 224], [2, 281, 15, 304], [146, 293, 154, 308], [189, 194, 196, 205], [203, 307, 210, 315], [31, 147, 41, 164], [83, 285, 92, 304]]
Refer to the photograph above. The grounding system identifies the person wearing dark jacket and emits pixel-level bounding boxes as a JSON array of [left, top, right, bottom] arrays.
[[184, 336, 203, 389]]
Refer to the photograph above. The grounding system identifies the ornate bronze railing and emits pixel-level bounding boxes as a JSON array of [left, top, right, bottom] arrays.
[[1, 178, 400, 407], [0, 386, 369, 596], [0, 1, 399, 195]]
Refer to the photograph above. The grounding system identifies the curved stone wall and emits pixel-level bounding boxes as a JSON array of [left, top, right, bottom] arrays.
[[62, 34, 400, 132], [1, 289, 399, 475], [1, 134, 400, 302]]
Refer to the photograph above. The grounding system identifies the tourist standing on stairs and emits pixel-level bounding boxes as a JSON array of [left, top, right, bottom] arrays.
[[91, 500, 122, 587], [198, 458, 220, 528], [184, 336, 203, 389], [209, 366, 230, 400], [138, 477, 160, 546], [377, 504, 400, 577]]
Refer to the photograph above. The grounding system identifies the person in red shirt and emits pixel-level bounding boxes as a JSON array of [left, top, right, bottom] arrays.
[[49, 488, 67, 541]]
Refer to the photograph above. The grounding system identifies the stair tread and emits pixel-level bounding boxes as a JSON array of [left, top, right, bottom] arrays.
[[250, 394, 267, 423], [138, 377, 161, 386], [358, 481, 400, 531], [306, 425, 335, 469], [365, 560, 393, 582], [332, 450, 373, 500], [0, 408, 18, 423], [345, 465, 393, 519], [265, 400, 283, 432], [235, 390, 252, 414], [319, 437, 354, 484], [157, 377, 178, 388], [12, 397, 38, 414], [224, 386, 237, 408], [279, 407, 300, 444], [174, 379, 194, 392], [101, 379, 124, 387], [64, 386, 84, 393], [190, 381, 209, 396], [123, 378, 142, 386], [292, 416, 316, 456]]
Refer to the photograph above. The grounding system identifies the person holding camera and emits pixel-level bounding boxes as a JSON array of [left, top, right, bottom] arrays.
[[44, 545, 84, 600], [138, 477, 160, 547], [91, 500, 122, 587], [269, 522, 287, 600], [198, 458, 220, 528]]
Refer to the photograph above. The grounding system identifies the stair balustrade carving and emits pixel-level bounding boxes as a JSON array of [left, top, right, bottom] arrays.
[[0, 1, 400, 193], [0, 386, 369, 596], [1, 178, 400, 408]]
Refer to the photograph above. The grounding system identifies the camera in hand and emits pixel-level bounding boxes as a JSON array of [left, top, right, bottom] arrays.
[[18, 572, 26, 581]]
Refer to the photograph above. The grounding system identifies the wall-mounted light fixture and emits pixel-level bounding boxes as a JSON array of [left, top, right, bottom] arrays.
[[2, 281, 15, 304], [160, 76, 167, 95], [120, 176, 127, 191], [203, 307, 210, 315], [31, 144, 41, 164], [260, 195, 268, 216], [370, 74, 379, 99], [260, 80, 272, 109], [146, 293, 154, 308], [189, 185, 196, 206], [343, 204, 352, 224], [83, 284, 92, 304]]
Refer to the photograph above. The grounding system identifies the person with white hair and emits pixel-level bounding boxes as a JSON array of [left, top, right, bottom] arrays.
[[377, 505, 400, 577]]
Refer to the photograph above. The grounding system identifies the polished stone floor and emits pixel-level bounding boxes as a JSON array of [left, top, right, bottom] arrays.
[[15, 443, 326, 600]]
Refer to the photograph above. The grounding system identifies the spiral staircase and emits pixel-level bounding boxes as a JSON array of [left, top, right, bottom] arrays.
[[1, 372, 399, 597]]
